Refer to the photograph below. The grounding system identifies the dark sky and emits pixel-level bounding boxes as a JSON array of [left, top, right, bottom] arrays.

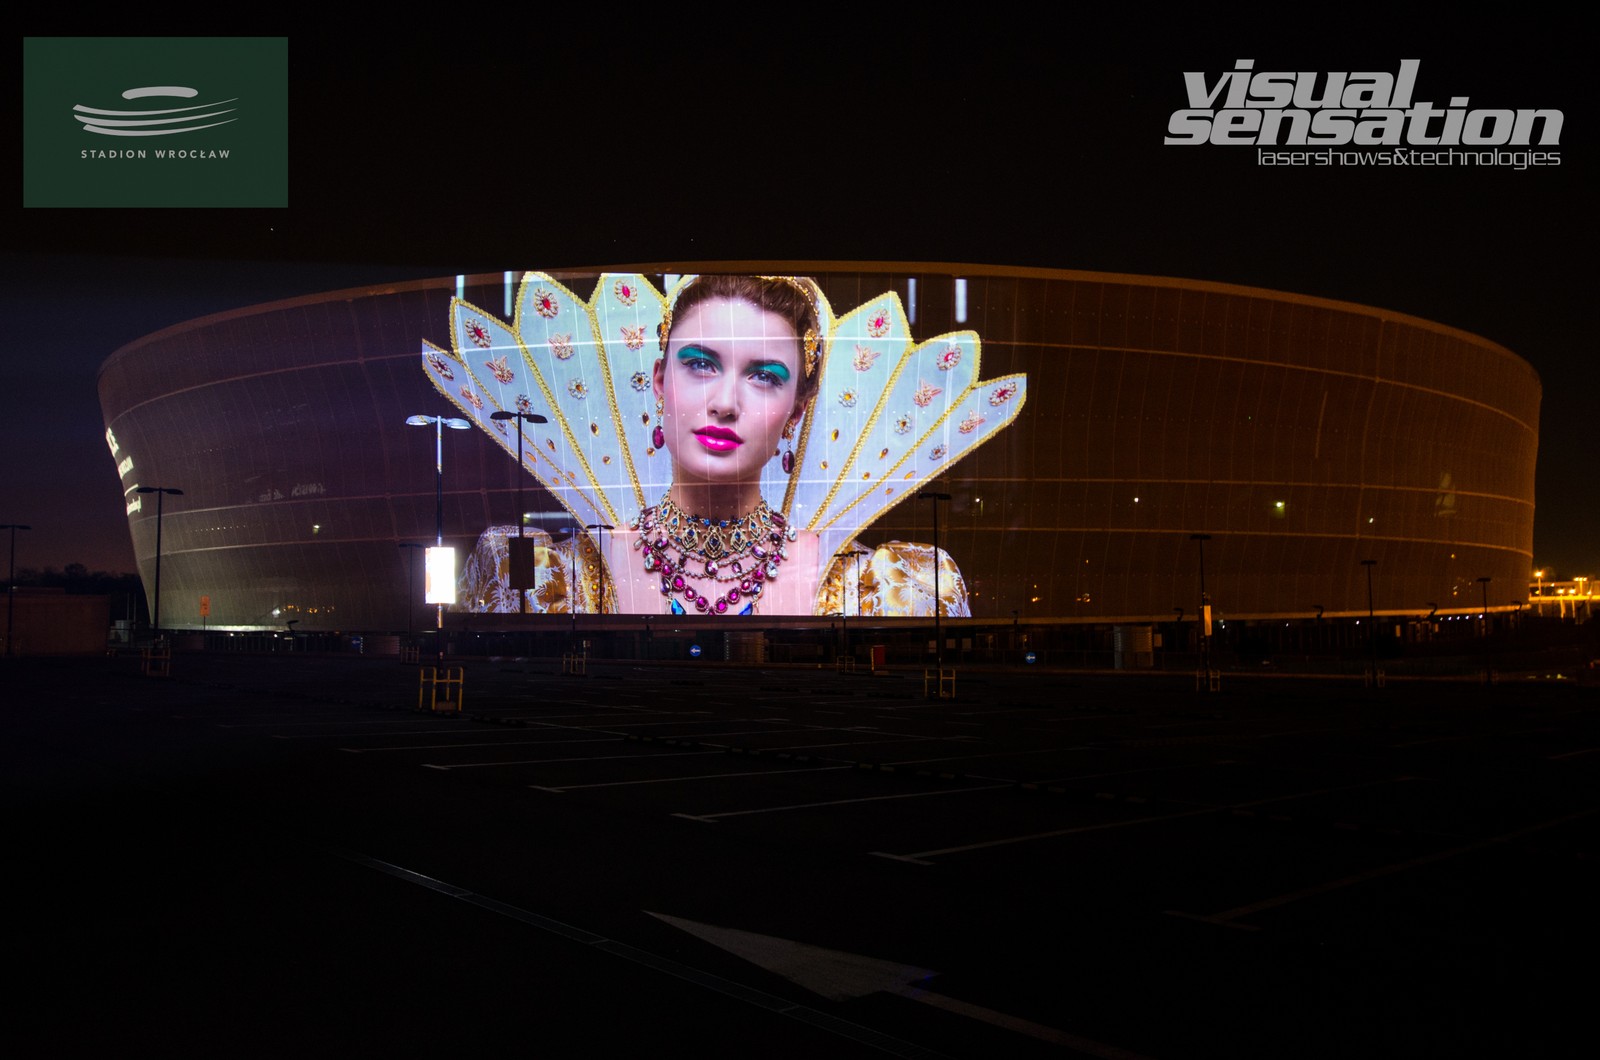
[[5, 31, 1592, 578]]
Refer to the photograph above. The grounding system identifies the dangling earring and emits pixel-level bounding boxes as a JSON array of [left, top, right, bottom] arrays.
[[780, 421, 795, 474], [651, 398, 664, 450]]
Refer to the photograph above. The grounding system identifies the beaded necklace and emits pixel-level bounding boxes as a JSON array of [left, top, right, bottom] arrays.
[[633, 494, 798, 615]]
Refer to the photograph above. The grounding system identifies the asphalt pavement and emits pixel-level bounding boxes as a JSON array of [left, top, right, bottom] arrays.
[[5, 652, 1596, 1058]]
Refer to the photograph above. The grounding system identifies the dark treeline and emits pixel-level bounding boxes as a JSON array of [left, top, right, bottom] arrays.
[[14, 565, 141, 595], [11, 566, 147, 625]]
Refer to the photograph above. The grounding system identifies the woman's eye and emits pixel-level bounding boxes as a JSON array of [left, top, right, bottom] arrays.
[[750, 365, 791, 387], [678, 349, 718, 374]]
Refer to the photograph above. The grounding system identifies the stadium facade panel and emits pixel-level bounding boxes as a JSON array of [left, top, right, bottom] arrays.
[[99, 264, 1539, 630]]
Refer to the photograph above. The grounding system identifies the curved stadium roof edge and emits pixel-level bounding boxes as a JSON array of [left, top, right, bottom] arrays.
[[100, 261, 1536, 387]]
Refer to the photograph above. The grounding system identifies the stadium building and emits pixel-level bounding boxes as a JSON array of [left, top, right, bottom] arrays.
[[99, 264, 1538, 633]]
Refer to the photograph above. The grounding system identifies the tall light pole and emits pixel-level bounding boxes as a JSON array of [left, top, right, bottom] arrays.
[[585, 523, 613, 616], [406, 415, 471, 660], [134, 487, 183, 637], [1190, 533, 1212, 677], [1477, 576, 1492, 637], [3, 523, 30, 659], [398, 543, 423, 642], [918, 491, 951, 667], [490, 410, 548, 614], [835, 546, 867, 659], [563, 526, 580, 649], [1361, 559, 1377, 681]]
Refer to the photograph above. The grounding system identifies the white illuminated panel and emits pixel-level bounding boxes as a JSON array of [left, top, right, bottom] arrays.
[[424, 547, 457, 605]]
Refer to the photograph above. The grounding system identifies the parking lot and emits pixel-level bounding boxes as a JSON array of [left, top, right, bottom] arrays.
[[7, 654, 1596, 1057]]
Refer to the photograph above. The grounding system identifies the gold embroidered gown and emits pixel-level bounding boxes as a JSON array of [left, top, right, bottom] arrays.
[[458, 526, 971, 617]]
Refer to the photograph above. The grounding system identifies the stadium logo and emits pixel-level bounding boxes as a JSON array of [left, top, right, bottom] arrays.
[[1165, 60, 1563, 148], [74, 85, 238, 138], [24, 37, 285, 205]]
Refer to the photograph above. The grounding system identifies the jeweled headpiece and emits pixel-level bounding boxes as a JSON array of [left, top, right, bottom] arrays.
[[658, 274, 823, 380]]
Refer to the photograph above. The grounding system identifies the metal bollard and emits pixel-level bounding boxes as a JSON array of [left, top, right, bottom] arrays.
[[417, 666, 466, 712]]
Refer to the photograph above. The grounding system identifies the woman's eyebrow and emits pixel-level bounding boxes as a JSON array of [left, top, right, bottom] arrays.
[[749, 359, 792, 380], [676, 344, 721, 362]]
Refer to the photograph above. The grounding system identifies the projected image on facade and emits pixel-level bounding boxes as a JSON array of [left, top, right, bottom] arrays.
[[101, 263, 1537, 633], [422, 273, 1028, 617]]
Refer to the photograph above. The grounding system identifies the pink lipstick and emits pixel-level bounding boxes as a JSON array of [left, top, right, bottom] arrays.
[[693, 426, 743, 452]]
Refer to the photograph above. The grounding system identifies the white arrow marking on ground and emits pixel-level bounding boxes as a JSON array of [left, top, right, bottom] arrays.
[[646, 912, 1151, 1058]]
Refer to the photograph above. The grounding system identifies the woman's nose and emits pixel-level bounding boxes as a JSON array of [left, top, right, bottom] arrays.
[[705, 375, 740, 419]]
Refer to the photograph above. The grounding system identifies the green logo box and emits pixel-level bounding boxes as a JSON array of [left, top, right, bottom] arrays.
[[23, 37, 288, 208]]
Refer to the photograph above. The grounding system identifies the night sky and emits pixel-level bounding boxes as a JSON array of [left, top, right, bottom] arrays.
[[6, 31, 1591, 579]]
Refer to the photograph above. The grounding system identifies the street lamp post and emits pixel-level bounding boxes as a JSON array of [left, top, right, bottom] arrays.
[[584, 524, 613, 617], [1361, 560, 1378, 682], [3, 523, 31, 658], [134, 487, 183, 637], [835, 546, 867, 660], [1477, 576, 1492, 636], [581, 523, 613, 661], [563, 526, 580, 649], [918, 492, 951, 669], [1190, 533, 1212, 679], [398, 543, 424, 643], [490, 410, 548, 614], [406, 415, 471, 661]]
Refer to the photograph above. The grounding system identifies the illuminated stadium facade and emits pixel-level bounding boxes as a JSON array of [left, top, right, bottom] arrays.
[[99, 264, 1539, 632]]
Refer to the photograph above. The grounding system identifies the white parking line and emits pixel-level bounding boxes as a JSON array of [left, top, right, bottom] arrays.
[[580, 717, 772, 730], [877, 806, 1221, 864], [886, 747, 1082, 767], [1043, 760, 1232, 783], [842, 726, 942, 740], [1388, 734, 1475, 748], [424, 750, 719, 771], [482, 709, 656, 720], [206, 709, 362, 719], [674, 783, 1013, 822], [224, 718, 438, 728], [1245, 725, 1360, 741], [272, 726, 494, 739], [534, 764, 851, 792], [954, 710, 1120, 720], [1026, 713, 1128, 723], [1173, 804, 1600, 928], [879, 776, 1418, 863], [760, 737, 935, 752], [475, 700, 596, 710], [675, 727, 818, 739], [342, 736, 624, 753]]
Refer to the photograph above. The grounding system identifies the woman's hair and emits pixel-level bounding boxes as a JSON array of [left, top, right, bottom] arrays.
[[662, 275, 822, 412]]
